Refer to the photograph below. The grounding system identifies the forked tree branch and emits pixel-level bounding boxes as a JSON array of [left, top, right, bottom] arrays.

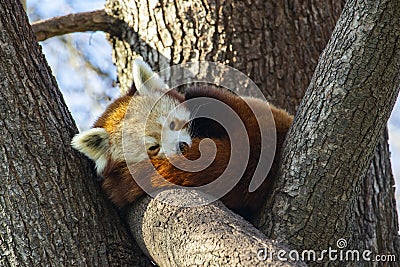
[[31, 9, 124, 41]]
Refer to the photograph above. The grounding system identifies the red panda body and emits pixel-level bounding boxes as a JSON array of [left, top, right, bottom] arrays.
[[100, 86, 293, 222], [72, 59, 293, 222]]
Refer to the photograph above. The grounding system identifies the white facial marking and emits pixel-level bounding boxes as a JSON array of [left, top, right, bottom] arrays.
[[158, 104, 192, 157]]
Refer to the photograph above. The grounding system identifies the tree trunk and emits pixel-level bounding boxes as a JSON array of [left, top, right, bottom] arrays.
[[263, 0, 400, 259], [106, 0, 344, 110], [105, 0, 400, 265], [353, 130, 400, 256], [0, 1, 151, 266]]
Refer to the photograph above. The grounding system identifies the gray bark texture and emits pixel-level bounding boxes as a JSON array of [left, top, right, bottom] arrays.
[[262, 0, 400, 261], [353, 129, 399, 256], [128, 190, 305, 266], [105, 0, 400, 265], [0, 1, 152, 266]]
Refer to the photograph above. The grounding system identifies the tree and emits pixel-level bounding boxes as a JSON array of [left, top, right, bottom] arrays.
[[262, 0, 400, 253], [104, 0, 400, 264], [0, 1, 149, 266], [1, 0, 399, 266], [2, 1, 296, 266]]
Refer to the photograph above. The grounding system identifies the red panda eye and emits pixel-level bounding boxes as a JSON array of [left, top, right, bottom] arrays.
[[148, 144, 160, 151], [169, 121, 175, 130]]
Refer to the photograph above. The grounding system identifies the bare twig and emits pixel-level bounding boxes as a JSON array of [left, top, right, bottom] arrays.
[[31, 9, 124, 41]]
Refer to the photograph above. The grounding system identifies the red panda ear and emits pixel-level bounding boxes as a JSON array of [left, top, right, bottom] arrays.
[[71, 128, 110, 163], [131, 58, 168, 96]]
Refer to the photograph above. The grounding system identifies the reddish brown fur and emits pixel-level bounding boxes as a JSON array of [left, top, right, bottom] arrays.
[[100, 87, 293, 222], [93, 95, 132, 133], [93, 89, 185, 133]]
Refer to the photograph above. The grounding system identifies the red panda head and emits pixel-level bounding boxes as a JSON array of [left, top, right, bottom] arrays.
[[71, 59, 191, 175]]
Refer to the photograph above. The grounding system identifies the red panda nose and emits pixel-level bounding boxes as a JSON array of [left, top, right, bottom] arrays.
[[178, 142, 189, 152]]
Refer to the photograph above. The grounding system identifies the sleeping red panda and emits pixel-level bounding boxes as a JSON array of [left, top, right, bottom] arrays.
[[72, 59, 293, 222], [71, 60, 191, 175]]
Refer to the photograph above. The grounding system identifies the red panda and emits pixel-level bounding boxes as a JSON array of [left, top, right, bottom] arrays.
[[71, 60, 191, 175], [72, 59, 293, 222]]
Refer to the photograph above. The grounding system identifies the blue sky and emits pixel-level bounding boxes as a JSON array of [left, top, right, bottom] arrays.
[[27, 0, 400, 220]]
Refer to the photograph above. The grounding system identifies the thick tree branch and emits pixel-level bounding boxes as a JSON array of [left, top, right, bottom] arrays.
[[31, 9, 125, 41], [127, 189, 306, 267], [263, 0, 400, 255]]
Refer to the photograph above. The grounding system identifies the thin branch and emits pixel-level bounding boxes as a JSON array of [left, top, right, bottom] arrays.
[[31, 9, 125, 41]]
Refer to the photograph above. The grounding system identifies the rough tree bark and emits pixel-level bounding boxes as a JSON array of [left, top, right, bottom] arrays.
[[105, 0, 399, 265], [128, 189, 304, 266], [354, 130, 399, 257], [263, 0, 400, 257], [0, 1, 152, 266]]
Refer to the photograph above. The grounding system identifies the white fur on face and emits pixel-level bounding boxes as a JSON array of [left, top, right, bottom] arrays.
[[71, 93, 192, 175], [159, 106, 192, 157], [117, 93, 192, 164], [129, 58, 191, 159]]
